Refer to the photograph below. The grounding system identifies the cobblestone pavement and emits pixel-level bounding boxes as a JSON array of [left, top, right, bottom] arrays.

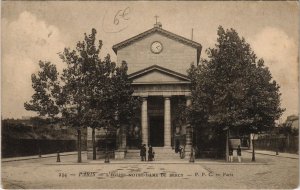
[[2, 151, 298, 189]]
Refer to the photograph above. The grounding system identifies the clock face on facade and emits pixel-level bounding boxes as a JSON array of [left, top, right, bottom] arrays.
[[151, 41, 163, 54]]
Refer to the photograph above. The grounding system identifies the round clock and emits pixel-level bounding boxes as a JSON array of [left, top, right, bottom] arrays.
[[151, 41, 163, 54]]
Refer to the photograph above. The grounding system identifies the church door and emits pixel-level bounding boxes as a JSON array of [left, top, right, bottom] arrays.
[[149, 116, 164, 147]]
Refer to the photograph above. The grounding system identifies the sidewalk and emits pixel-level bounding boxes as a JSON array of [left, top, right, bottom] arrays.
[[2, 151, 86, 162], [245, 149, 298, 159], [3, 150, 295, 164], [43, 154, 269, 165]]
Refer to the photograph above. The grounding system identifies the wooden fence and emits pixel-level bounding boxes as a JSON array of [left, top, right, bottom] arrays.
[[254, 136, 298, 154]]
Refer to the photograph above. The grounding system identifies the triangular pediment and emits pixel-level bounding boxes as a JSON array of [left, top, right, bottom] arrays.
[[112, 26, 202, 64], [129, 65, 190, 84]]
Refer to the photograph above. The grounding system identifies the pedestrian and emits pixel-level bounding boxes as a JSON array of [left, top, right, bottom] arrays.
[[140, 144, 146, 161], [237, 145, 242, 163], [229, 147, 233, 162], [189, 146, 195, 162], [175, 140, 180, 153], [148, 145, 153, 161], [179, 146, 184, 159], [56, 151, 61, 162]]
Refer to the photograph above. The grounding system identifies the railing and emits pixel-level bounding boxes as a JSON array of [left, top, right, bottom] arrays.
[[254, 136, 298, 154]]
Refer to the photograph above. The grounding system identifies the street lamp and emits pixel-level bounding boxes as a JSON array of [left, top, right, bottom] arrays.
[[275, 127, 279, 155]]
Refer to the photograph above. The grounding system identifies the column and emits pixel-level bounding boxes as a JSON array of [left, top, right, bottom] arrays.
[[141, 97, 148, 146], [164, 96, 171, 147], [121, 125, 127, 149]]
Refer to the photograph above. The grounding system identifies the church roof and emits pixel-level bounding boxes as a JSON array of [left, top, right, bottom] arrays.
[[128, 64, 190, 84], [112, 26, 202, 64]]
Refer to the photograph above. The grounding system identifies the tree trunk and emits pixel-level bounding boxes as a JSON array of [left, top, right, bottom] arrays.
[[252, 138, 255, 162], [276, 135, 279, 155], [77, 129, 82, 163], [226, 129, 229, 162], [92, 128, 96, 160], [287, 134, 290, 150]]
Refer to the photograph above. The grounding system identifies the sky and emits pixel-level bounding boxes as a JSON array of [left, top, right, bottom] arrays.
[[1, 1, 299, 121]]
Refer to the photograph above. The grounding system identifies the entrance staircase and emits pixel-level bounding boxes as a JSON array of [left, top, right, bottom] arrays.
[[125, 147, 181, 160]]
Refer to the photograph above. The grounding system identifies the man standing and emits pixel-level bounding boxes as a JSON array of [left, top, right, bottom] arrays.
[[140, 144, 146, 161], [229, 147, 233, 162], [237, 145, 242, 162], [148, 145, 153, 161]]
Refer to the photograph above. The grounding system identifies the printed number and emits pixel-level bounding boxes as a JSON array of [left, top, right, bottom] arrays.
[[59, 173, 67, 178]]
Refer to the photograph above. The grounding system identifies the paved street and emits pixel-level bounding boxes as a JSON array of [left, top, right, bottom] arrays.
[[2, 151, 298, 189]]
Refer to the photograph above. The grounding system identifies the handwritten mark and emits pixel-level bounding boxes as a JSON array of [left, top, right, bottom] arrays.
[[114, 7, 130, 25], [102, 7, 131, 33]]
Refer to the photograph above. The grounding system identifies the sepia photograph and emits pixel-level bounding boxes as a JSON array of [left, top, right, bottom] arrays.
[[1, 1, 299, 189]]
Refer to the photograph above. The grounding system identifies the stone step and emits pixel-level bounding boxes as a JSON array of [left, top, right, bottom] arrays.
[[125, 150, 140, 159], [125, 147, 181, 160], [86, 147, 184, 160]]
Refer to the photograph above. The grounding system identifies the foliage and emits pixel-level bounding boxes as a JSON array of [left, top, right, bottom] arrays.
[[111, 61, 141, 127], [278, 120, 299, 136], [25, 28, 138, 161], [188, 26, 285, 135], [173, 98, 188, 127], [24, 61, 61, 117], [2, 118, 81, 140], [58, 28, 104, 130]]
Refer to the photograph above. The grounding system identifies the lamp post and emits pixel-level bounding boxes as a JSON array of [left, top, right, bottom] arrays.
[[275, 127, 279, 155]]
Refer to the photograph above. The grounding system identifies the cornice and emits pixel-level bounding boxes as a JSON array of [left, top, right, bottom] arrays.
[[128, 64, 191, 82]]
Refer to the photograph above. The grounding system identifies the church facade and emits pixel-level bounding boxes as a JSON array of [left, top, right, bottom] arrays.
[[87, 23, 202, 159]]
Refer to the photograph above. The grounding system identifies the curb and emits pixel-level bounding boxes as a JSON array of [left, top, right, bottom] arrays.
[[2, 152, 86, 162], [44, 161, 269, 165], [245, 151, 298, 159]]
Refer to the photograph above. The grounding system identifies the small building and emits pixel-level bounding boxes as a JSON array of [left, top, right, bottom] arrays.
[[286, 115, 299, 129], [87, 22, 202, 159]]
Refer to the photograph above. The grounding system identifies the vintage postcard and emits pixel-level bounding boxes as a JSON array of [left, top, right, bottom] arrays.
[[1, 1, 299, 189]]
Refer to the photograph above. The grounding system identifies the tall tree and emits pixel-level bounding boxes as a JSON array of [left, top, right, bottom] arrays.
[[79, 31, 139, 160], [57, 29, 104, 162], [24, 61, 63, 157], [112, 61, 141, 150], [188, 26, 285, 159], [26, 28, 138, 161], [72, 29, 111, 160]]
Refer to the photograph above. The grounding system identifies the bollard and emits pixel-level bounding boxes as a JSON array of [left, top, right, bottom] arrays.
[[104, 151, 110, 163], [57, 151, 61, 162], [189, 154, 195, 163], [38, 148, 42, 158]]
